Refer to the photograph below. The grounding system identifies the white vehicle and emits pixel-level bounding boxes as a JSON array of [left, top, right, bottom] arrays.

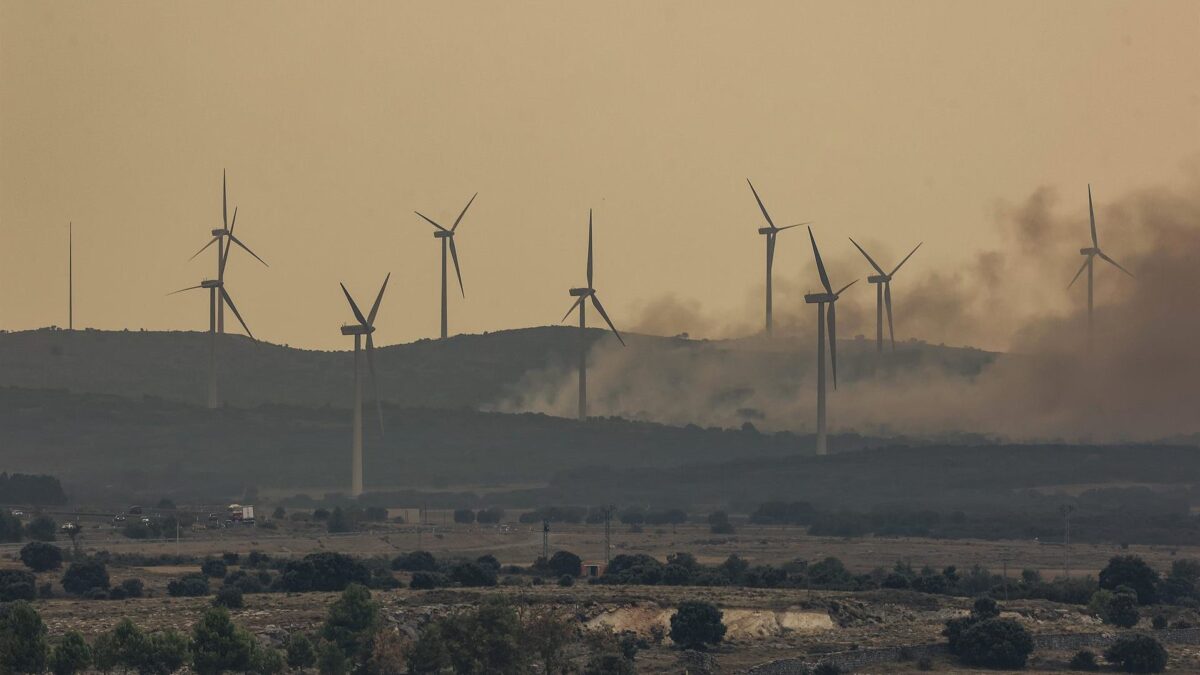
[[227, 504, 255, 524]]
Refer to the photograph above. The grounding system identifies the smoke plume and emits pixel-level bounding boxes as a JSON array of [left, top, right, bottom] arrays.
[[498, 168, 1200, 442]]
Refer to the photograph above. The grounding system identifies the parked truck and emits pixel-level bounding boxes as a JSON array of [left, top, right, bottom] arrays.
[[227, 504, 255, 524]]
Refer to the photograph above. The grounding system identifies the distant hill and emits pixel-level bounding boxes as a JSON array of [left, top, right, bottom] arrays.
[[0, 327, 996, 415], [0, 386, 877, 502]]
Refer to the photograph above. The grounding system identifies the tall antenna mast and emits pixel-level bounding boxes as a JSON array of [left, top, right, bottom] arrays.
[[68, 222, 73, 330]]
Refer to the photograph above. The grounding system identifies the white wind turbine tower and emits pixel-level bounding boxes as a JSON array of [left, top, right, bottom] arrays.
[[804, 227, 856, 455], [849, 238, 922, 352], [339, 275, 389, 497], [561, 210, 625, 420], [169, 276, 254, 409], [747, 179, 809, 335], [189, 171, 268, 333], [414, 193, 476, 339], [1069, 185, 1133, 348]]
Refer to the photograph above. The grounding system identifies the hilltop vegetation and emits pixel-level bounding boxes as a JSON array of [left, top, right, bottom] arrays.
[[0, 327, 996, 412]]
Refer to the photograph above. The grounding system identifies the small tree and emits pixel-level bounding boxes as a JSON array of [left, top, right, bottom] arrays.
[[249, 644, 285, 675], [453, 509, 476, 525], [521, 610, 574, 674], [327, 507, 353, 533], [1108, 587, 1141, 628], [60, 560, 110, 596], [669, 601, 726, 650], [1070, 649, 1100, 672], [141, 630, 189, 675], [19, 541, 64, 572], [48, 631, 92, 675], [322, 584, 380, 667], [213, 586, 244, 609], [547, 550, 582, 578], [1100, 556, 1160, 605], [1104, 634, 1168, 673], [286, 633, 317, 670], [392, 550, 437, 572], [955, 618, 1033, 669], [25, 516, 57, 542], [449, 561, 497, 587], [0, 601, 49, 674], [190, 606, 254, 675], [201, 559, 228, 579], [167, 573, 210, 597]]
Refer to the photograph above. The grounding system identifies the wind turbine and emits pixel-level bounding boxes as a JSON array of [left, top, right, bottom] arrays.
[[339, 274, 389, 497], [804, 227, 856, 456], [1069, 185, 1133, 347], [561, 210, 624, 420], [848, 238, 922, 352], [169, 278, 254, 409], [189, 171, 268, 333], [414, 193, 477, 339], [747, 180, 809, 334]]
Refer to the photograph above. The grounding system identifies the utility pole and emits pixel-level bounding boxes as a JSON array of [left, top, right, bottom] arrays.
[[1061, 504, 1075, 579], [1002, 559, 1009, 601], [541, 519, 550, 561], [603, 505, 614, 564]]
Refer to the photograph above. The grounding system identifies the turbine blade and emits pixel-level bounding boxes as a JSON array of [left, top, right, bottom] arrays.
[[775, 222, 810, 232], [366, 334, 384, 437], [560, 296, 585, 323], [222, 170, 228, 229], [340, 283, 368, 326], [828, 302, 838, 390], [890, 242, 923, 276], [189, 237, 219, 261], [448, 238, 465, 297], [228, 205, 238, 236], [591, 295, 625, 346], [587, 210, 594, 287], [368, 272, 391, 325], [1098, 251, 1135, 278], [167, 284, 204, 295], [884, 281, 895, 350], [848, 237, 886, 275], [451, 192, 477, 231], [220, 287, 253, 339], [414, 211, 447, 232], [834, 278, 858, 296], [1088, 184, 1098, 248], [228, 234, 268, 267], [746, 179, 776, 229], [808, 227, 832, 294], [1067, 257, 1090, 288]]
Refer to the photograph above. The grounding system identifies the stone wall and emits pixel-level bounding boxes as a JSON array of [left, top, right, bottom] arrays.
[[746, 628, 1200, 674]]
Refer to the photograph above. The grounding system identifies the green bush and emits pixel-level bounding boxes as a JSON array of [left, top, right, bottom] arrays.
[[955, 618, 1033, 669], [200, 559, 228, 579], [19, 541, 64, 572], [391, 550, 437, 572], [25, 516, 57, 542], [408, 600, 527, 675], [167, 573, 210, 597], [213, 586, 244, 609], [669, 600, 726, 650], [190, 607, 254, 675], [285, 633, 317, 670], [249, 644, 285, 675], [60, 560, 110, 596], [48, 631, 91, 675], [0, 570, 37, 602], [1069, 649, 1100, 671], [0, 601, 49, 674], [547, 550, 582, 578], [1100, 556, 1159, 605], [1104, 634, 1168, 673], [410, 572, 449, 590], [321, 584, 379, 667]]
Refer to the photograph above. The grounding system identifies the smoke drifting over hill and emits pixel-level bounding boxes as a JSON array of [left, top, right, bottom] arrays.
[[502, 171, 1200, 442]]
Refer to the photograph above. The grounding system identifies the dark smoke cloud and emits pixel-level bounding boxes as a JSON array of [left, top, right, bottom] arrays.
[[500, 169, 1200, 442]]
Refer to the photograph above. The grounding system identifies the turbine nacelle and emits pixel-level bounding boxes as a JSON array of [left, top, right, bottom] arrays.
[[340, 324, 375, 336], [569, 287, 594, 297], [804, 292, 838, 304], [1080, 247, 1099, 255], [867, 274, 891, 284], [211, 228, 229, 237], [433, 230, 454, 239], [201, 279, 222, 289], [757, 227, 775, 235]]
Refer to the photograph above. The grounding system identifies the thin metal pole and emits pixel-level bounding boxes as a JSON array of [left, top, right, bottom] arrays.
[[816, 303, 827, 455], [578, 301, 587, 419], [68, 222, 73, 330], [765, 236, 772, 334]]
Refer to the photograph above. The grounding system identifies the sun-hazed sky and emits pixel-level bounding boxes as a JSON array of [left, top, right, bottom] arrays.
[[1, 1, 1197, 351]]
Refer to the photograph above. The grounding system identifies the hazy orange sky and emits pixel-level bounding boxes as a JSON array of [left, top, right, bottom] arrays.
[[2, 1, 1197, 350]]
